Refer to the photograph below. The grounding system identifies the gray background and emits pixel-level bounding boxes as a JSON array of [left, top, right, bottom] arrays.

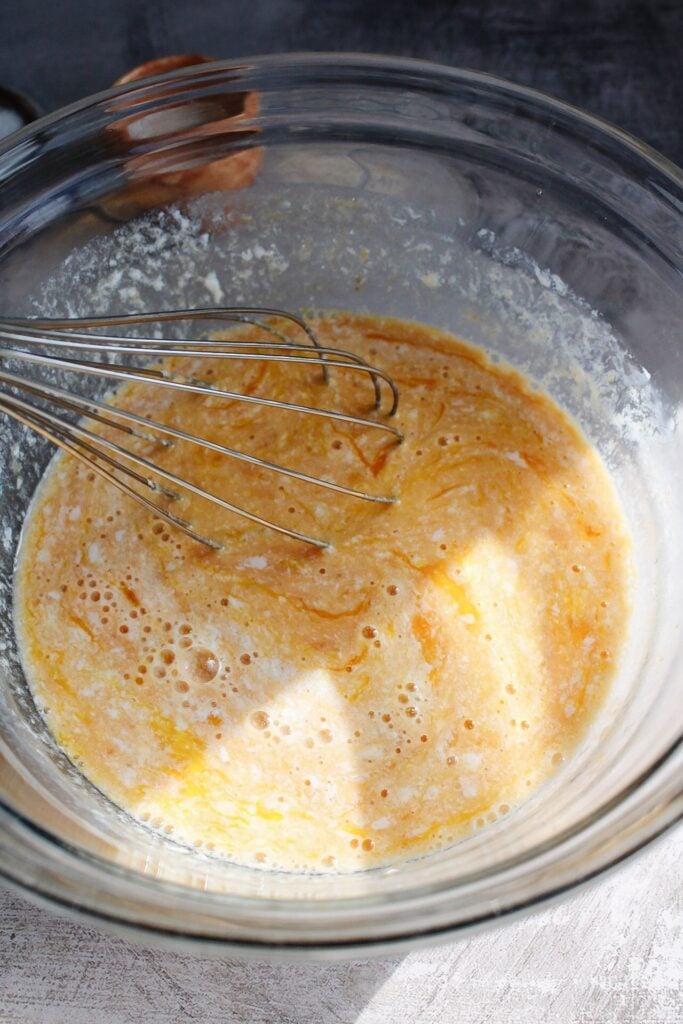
[[1, 0, 682, 165]]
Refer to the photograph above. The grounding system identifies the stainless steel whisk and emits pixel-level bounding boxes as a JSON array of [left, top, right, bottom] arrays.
[[0, 308, 402, 549]]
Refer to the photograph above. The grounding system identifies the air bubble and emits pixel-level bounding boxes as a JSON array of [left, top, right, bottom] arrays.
[[192, 648, 220, 682]]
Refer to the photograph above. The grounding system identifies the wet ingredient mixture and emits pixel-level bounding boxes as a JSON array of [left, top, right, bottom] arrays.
[[15, 314, 632, 871]]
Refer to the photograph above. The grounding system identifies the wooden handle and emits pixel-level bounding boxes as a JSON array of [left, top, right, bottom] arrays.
[[113, 54, 215, 87]]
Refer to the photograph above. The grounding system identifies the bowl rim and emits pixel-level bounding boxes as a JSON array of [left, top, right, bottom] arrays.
[[0, 51, 681, 955], [0, 51, 681, 186], [1, 740, 681, 956]]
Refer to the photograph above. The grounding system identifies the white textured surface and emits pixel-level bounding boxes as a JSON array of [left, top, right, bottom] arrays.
[[1, 829, 681, 1023]]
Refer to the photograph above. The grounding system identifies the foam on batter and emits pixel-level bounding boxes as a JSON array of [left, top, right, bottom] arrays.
[[14, 314, 632, 872]]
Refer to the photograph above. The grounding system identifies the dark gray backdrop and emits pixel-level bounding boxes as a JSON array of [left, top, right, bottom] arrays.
[[1, 0, 681, 164]]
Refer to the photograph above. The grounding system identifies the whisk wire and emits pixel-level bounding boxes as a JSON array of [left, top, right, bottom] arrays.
[[0, 327, 398, 415], [0, 388, 330, 549], [2, 307, 330, 380], [0, 392, 223, 549], [0, 308, 401, 548], [0, 366, 396, 503], [2, 347, 402, 436]]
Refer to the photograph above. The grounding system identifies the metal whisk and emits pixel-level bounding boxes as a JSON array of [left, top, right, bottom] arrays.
[[0, 308, 402, 549]]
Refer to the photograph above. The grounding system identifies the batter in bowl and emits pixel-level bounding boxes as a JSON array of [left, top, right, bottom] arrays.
[[14, 314, 632, 871]]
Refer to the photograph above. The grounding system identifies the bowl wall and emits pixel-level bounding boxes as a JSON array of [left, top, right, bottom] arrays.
[[0, 55, 681, 955]]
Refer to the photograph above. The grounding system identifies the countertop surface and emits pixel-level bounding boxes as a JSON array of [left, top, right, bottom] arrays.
[[1, 829, 681, 1024], [1, 2, 682, 1021]]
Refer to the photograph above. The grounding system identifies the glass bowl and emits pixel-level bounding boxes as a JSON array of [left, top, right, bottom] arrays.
[[0, 54, 681, 959]]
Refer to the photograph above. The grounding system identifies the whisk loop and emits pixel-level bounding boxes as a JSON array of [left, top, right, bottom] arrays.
[[0, 308, 402, 549]]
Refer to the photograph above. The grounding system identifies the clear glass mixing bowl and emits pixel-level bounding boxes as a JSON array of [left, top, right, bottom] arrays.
[[0, 54, 681, 958]]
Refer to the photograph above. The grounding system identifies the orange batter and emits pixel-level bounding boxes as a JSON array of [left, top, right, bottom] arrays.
[[15, 314, 632, 871]]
